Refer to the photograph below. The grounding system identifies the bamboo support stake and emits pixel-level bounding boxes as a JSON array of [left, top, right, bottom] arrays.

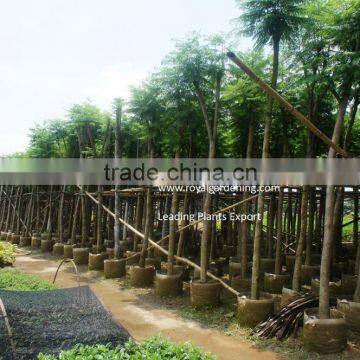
[[227, 52, 348, 158], [0, 298, 17, 360]]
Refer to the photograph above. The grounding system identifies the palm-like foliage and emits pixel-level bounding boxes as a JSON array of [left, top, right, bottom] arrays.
[[236, 0, 306, 47]]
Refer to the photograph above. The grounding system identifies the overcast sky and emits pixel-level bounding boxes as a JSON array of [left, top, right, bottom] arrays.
[[0, 0, 252, 155]]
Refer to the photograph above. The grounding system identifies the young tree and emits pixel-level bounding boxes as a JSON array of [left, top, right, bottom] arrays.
[[236, 0, 306, 299], [113, 98, 124, 259], [167, 33, 226, 282], [318, 0, 360, 318]]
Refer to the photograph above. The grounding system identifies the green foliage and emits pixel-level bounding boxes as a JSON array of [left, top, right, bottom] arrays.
[[236, 0, 307, 46], [0, 269, 58, 291], [128, 76, 165, 157], [21, 1, 360, 160], [37, 336, 215, 359], [0, 242, 16, 267], [222, 50, 268, 157], [28, 120, 77, 158]]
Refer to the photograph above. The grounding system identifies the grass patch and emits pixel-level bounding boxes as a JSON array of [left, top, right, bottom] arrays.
[[0, 268, 58, 291], [38, 335, 215, 359], [342, 212, 356, 237], [0, 242, 16, 267]]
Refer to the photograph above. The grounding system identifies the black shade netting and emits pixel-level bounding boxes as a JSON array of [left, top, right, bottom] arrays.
[[0, 286, 130, 360]]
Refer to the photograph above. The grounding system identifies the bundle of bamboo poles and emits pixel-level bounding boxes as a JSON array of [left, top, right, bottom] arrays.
[[252, 296, 319, 340]]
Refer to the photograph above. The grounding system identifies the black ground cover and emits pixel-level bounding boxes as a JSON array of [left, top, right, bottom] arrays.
[[0, 286, 130, 359]]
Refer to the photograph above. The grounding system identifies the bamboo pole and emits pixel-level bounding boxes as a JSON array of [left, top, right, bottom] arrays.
[[0, 298, 17, 360], [227, 52, 348, 158]]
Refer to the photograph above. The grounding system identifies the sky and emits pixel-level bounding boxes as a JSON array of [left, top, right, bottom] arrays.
[[0, 0, 251, 155]]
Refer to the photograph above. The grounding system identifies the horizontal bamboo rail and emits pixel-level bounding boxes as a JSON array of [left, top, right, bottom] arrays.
[[342, 218, 359, 228]]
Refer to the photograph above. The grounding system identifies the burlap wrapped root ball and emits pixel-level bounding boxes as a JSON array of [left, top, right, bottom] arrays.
[[190, 280, 221, 307], [264, 273, 291, 294], [104, 258, 126, 279], [88, 252, 107, 271], [11, 234, 20, 245], [337, 299, 360, 333], [41, 239, 54, 253], [73, 248, 90, 265], [52, 243, 64, 256], [302, 308, 347, 354], [19, 236, 31, 247], [237, 293, 274, 327], [280, 287, 301, 308], [155, 271, 183, 297], [129, 265, 155, 287], [31, 236, 41, 248]]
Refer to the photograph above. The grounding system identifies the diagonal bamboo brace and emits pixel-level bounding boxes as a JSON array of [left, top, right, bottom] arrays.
[[227, 52, 348, 158]]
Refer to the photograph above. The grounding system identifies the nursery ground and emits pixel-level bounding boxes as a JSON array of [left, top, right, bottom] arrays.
[[12, 250, 360, 360]]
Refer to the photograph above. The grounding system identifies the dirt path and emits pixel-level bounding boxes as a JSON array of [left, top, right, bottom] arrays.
[[14, 252, 279, 360]]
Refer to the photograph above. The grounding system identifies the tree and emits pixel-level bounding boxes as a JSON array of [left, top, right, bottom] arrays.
[[113, 98, 123, 259], [236, 0, 306, 299], [317, 0, 360, 319], [129, 78, 164, 157], [166, 33, 226, 282], [236, 0, 306, 157]]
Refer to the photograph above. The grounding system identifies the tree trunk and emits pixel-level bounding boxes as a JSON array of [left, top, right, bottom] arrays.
[[250, 37, 280, 299], [4, 186, 14, 232], [122, 200, 129, 241], [275, 188, 284, 274], [319, 96, 349, 319], [251, 193, 264, 299], [47, 186, 53, 241], [80, 189, 88, 246], [344, 95, 359, 152], [305, 187, 315, 265], [210, 194, 218, 262], [354, 187, 359, 275], [114, 103, 122, 259], [0, 186, 6, 231], [58, 185, 65, 243], [176, 193, 189, 261], [15, 187, 23, 235], [71, 196, 80, 245], [161, 196, 171, 240], [292, 186, 308, 292], [267, 195, 276, 258], [355, 202, 360, 301], [139, 188, 153, 268], [286, 190, 292, 246], [332, 188, 344, 262], [96, 186, 103, 253], [167, 191, 179, 275], [133, 195, 143, 251], [10, 187, 20, 233], [200, 191, 212, 283]]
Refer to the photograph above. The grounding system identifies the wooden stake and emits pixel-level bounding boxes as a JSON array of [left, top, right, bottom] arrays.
[[0, 299, 17, 360]]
